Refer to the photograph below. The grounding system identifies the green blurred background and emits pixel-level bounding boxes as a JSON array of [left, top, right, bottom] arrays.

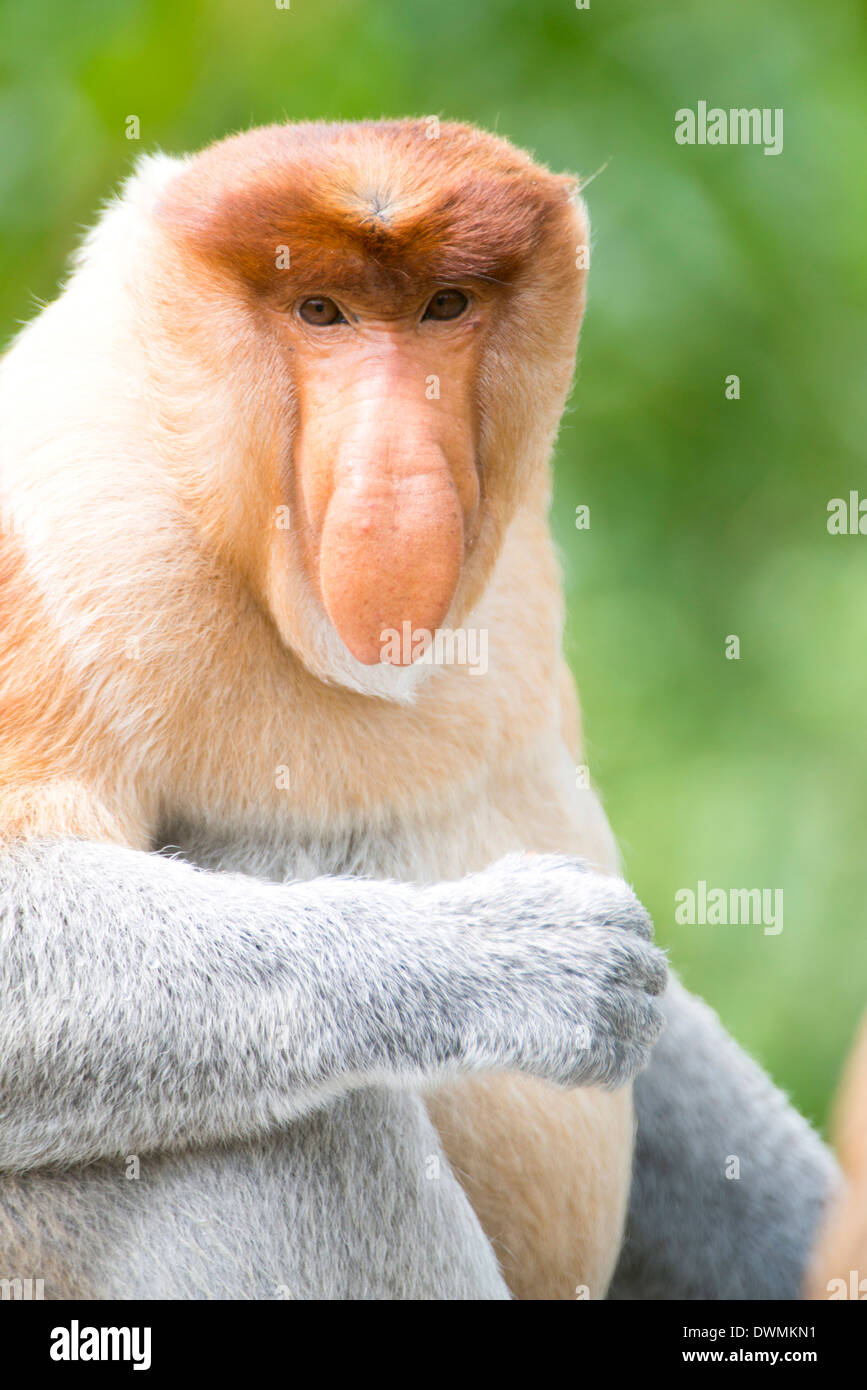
[[1, 0, 865, 1127]]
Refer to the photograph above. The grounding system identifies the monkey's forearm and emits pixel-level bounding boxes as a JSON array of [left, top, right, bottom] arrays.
[[0, 842, 664, 1171], [608, 976, 840, 1300]]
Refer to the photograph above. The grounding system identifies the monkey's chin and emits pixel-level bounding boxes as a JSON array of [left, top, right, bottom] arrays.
[[299, 607, 436, 705]]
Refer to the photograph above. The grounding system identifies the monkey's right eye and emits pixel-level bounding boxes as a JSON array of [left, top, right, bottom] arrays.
[[423, 289, 469, 321], [298, 297, 346, 327]]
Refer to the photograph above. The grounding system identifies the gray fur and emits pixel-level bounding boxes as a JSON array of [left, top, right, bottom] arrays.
[[1, 1091, 510, 1300], [0, 840, 664, 1298], [610, 976, 840, 1300]]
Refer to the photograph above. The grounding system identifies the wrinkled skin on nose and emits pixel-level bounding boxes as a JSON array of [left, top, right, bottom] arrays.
[[293, 337, 480, 666]]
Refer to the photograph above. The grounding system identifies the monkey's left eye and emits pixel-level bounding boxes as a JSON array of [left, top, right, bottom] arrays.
[[298, 297, 346, 327], [423, 289, 469, 321]]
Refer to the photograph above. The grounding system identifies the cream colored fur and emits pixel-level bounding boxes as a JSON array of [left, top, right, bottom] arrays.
[[1, 136, 635, 1299]]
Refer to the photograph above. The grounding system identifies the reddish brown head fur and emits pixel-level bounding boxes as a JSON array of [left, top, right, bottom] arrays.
[[158, 120, 577, 305]]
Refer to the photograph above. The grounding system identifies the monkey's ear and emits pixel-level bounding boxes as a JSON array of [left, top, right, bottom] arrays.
[[557, 172, 582, 197], [552, 172, 591, 253], [69, 150, 189, 275], [121, 150, 191, 216], [538, 168, 588, 216], [570, 162, 611, 220]]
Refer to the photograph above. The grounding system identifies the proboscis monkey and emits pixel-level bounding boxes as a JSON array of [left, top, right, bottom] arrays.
[[806, 1015, 867, 1300], [0, 121, 836, 1300]]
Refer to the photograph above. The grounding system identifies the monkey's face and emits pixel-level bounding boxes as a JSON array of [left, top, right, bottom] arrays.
[[155, 121, 587, 695], [276, 280, 485, 668]]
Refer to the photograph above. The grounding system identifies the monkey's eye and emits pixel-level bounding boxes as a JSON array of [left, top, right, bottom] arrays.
[[423, 289, 469, 321], [298, 297, 346, 327]]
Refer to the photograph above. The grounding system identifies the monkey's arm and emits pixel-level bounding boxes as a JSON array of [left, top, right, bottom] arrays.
[[0, 841, 664, 1171], [609, 975, 840, 1300]]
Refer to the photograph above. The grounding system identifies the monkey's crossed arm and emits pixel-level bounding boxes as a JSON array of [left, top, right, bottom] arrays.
[[0, 844, 665, 1171]]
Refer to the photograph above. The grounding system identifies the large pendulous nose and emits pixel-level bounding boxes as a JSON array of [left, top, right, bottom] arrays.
[[317, 455, 465, 665]]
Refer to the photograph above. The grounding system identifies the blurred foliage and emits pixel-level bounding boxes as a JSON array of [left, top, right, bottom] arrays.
[[1, 0, 866, 1127]]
